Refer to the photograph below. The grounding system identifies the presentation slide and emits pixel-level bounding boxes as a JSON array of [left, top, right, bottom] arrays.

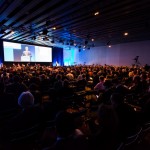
[[3, 41, 52, 62]]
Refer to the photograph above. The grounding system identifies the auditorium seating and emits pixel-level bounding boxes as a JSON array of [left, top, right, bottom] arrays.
[[0, 64, 150, 150]]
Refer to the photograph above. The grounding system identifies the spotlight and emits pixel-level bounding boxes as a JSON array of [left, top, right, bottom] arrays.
[[10, 30, 14, 34], [94, 11, 99, 16], [87, 34, 90, 39], [52, 27, 56, 30], [59, 39, 63, 43], [74, 43, 77, 46], [0, 28, 6, 34], [70, 39, 74, 46], [43, 28, 48, 35], [51, 39, 55, 43], [91, 43, 95, 47], [66, 41, 69, 45], [43, 37, 49, 41], [85, 40, 88, 45], [107, 41, 110, 45], [106, 41, 111, 47], [32, 36, 36, 40], [124, 32, 128, 36], [87, 46, 90, 50]]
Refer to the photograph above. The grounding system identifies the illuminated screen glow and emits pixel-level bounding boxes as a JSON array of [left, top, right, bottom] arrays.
[[3, 41, 52, 62]]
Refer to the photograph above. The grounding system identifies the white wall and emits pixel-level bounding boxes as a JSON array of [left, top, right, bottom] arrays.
[[69, 40, 150, 66]]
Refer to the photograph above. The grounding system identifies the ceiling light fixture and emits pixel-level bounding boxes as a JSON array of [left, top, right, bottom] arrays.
[[85, 40, 88, 45], [43, 28, 48, 35], [107, 41, 111, 47], [43, 37, 49, 41], [52, 27, 56, 30], [32, 36, 36, 40], [10, 30, 14, 34], [124, 32, 128, 36], [70, 39, 74, 45], [51, 38, 55, 43], [94, 11, 99, 16], [0, 28, 6, 34]]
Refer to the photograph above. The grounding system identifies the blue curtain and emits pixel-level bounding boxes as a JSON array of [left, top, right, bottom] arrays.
[[52, 47, 64, 66], [0, 40, 4, 64]]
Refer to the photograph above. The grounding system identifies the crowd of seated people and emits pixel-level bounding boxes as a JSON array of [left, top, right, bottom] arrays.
[[0, 63, 150, 150]]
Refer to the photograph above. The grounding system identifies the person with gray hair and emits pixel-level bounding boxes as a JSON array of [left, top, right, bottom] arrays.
[[1, 91, 43, 148], [18, 91, 34, 108], [10, 91, 42, 130]]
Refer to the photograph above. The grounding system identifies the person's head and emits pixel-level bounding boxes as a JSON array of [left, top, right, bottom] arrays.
[[82, 74, 86, 79], [0, 82, 4, 94], [103, 79, 112, 88], [29, 83, 39, 91], [13, 75, 20, 83], [56, 74, 62, 80], [93, 71, 97, 76], [97, 104, 118, 130], [99, 76, 104, 82], [133, 75, 141, 83], [55, 111, 75, 138], [112, 78, 119, 86], [63, 79, 69, 88], [110, 93, 124, 108], [18, 91, 34, 108], [25, 46, 29, 51]]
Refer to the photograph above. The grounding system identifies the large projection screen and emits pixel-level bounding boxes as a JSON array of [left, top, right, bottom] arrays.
[[3, 41, 52, 62]]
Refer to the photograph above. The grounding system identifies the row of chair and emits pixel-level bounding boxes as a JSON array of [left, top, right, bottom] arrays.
[[117, 121, 150, 150]]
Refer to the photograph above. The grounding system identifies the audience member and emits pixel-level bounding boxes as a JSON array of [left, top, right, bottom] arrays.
[[110, 93, 138, 140], [89, 104, 119, 150], [44, 111, 88, 150]]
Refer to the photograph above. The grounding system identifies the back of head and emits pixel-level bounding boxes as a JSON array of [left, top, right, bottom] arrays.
[[103, 79, 112, 88], [99, 76, 104, 81], [63, 79, 69, 88], [112, 78, 119, 85], [56, 74, 62, 80], [29, 83, 39, 91], [98, 104, 112, 122], [0, 82, 4, 94], [55, 111, 75, 138], [18, 91, 34, 108], [110, 93, 124, 107], [13, 75, 20, 83], [133, 75, 141, 83], [97, 104, 118, 132]]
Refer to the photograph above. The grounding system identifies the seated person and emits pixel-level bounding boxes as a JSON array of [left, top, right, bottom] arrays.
[[0, 91, 43, 149], [110, 93, 138, 140], [44, 111, 88, 150], [89, 104, 119, 150], [11, 91, 42, 129], [94, 76, 105, 92]]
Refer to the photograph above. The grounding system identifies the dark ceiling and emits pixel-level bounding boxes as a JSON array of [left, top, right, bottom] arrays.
[[0, 0, 150, 48]]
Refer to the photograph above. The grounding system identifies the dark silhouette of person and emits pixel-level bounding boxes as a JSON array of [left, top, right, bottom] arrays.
[[133, 56, 139, 63]]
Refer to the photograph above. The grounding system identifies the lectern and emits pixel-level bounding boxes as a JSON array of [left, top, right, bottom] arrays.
[[21, 56, 31, 62]]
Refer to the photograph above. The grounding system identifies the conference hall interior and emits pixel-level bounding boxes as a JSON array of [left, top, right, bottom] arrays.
[[0, 0, 150, 150]]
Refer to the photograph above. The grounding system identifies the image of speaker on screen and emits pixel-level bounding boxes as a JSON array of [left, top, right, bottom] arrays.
[[22, 46, 32, 56], [21, 46, 32, 62]]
